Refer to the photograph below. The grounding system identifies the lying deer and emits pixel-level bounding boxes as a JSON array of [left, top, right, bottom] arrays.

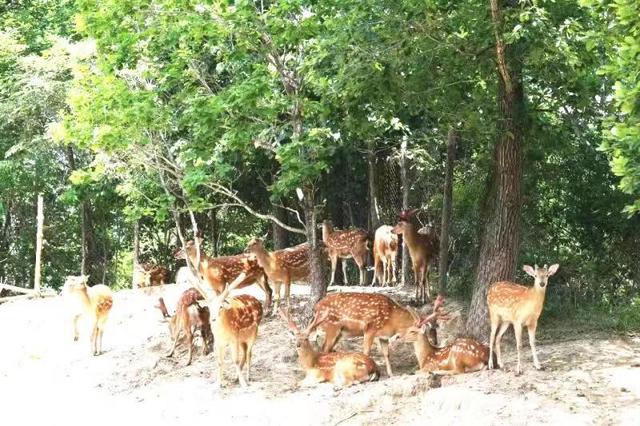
[[391, 295, 491, 375], [163, 288, 214, 366], [279, 309, 379, 387], [488, 263, 559, 375], [309, 291, 421, 376], [321, 220, 369, 286], [174, 238, 272, 310], [370, 225, 398, 286], [245, 238, 310, 314], [62, 275, 113, 356], [392, 209, 439, 303]]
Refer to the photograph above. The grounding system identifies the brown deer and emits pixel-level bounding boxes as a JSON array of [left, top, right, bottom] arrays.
[[164, 288, 214, 366], [174, 238, 272, 310], [370, 225, 398, 286], [391, 295, 491, 375], [488, 263, 559, 375], [309, 291, 421, 376], [133, 262, 170, 288], [245, 238, 310, 315], [279, 309, 379, 387], [392, 209, 439, 303], [321, 220, 369, 286], [62, 275, 113, 356]]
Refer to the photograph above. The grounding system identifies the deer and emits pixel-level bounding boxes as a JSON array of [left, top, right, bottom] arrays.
[[279, 309, 379, 387], [370, 225, 399, 286], [392, 209, 439, 303], [133, 262, 170, 288], [321, 220, 369, 286], [163, 288, 214, 366], [174, 237, 272, 310], [308, 291, 424, 377], [245, 238, 310, 315], [61, 275, 113, 356], [487, 263, 559, 375], [391, 295, 491, 375]]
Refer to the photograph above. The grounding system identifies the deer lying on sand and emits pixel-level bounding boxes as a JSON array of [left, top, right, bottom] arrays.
[[321, 220, 369, 286], [370, 225, 398, 286], [279, 309, 379, 387], [62, 275, 113, 356], [488, 264, 559, 375], [391, 295, 491, 375]]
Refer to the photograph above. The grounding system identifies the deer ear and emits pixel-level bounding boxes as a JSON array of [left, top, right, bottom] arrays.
[[547, 264, 560, 276], [523, 265, 536, 277]]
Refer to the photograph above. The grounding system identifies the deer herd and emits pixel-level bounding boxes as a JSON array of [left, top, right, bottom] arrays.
[[60, 209, 560, 390]]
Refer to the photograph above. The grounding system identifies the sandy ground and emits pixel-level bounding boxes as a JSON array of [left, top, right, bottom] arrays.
[[1, 283, 638, 426]]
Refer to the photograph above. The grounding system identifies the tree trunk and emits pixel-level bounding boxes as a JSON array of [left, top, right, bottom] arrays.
[[33, 195, 43, 296], [368, 142, 379, 231], [209, 209, 219, 256], [465, 0, 526, 340], [400, 139, 411, 287], [272, 203, 289, 250], [302, 188, 328, 319], [438, 128, 458, 294], [80, 200, 98, 281]]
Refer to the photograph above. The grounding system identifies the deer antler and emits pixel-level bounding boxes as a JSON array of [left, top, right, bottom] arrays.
[[278, 308, 300, 333], [398, 208, 420, 222], [304, 310, 330, 334], [417, 295, 451, 327]]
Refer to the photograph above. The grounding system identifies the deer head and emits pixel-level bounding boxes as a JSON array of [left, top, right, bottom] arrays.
[[523, 264, 559, 289], [62, 275, 90, 293], [245, 238, 264, 254], [279, 309, 329, 350], [390, 295, 450, 344]]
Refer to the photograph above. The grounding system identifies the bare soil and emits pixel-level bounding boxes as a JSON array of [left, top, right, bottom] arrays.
[[1, 284, 638, 425]]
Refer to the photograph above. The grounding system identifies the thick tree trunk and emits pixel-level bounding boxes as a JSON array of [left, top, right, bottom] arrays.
[[272, 203, 289, 250], [400, 139, 411, 287], [438, 129, 458, 294], [302, 188, 328, 320], [465, 0, 525, 341]]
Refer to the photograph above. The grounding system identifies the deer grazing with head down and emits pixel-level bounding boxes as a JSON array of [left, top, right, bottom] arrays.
[[391, 295, 491, 375], [279, 309, 379, 387], [370, 225, 399, 286], [62, 275, 113, 356], [488, 263, 559, 375], [174, 237, 272, 310], [321, 220, 369, 286], [245, 238, 310, 315], [308, 291, 423, 376], [392, 209, 439, 303]]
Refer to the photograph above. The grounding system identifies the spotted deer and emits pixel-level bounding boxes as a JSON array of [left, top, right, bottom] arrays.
[[133, 262, 170, 289], [370, 225, 399, 286], [245, 238, 310, 315], [309, 292, 421, 376], [174, 238, 272, 310], [62, 275, 113, 356], [279, 309, 379, 387], [392, 209, 439, 303], [321, 220, 369, 286], [391, 295, 491, 374], [488, 264, 559, 375]]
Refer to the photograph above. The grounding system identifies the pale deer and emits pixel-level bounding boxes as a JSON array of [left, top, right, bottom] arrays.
[[62, 275, 113, 356], [279, 309, 379, 387], [321, 220, 369, 286], [370, 225, 398, 286], [487, 263, 559, 375], [391, 295, 491, 375], [309, 291, 421, 376], [174, 238, 272, 310], [132, 263, 151, 289], [245, 238, 310, 315], [164, 288, 214, 366], [392, 209, 439, 303]]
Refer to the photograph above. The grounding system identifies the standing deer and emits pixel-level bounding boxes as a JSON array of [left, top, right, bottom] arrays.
[[279, 309, 379, 387], [392, 209, 439, 303], [321, 220, 369, 286], [174, 238, 272, 310], [245, 238, 310, 315], [62, 275, 113, 356], [309, 292, 421, 376], [391, 295, 491, 375], [488, 263, 559, 375], [370, 225, 399, 286]]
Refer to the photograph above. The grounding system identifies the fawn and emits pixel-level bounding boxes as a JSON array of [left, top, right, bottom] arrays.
[[488, 263, 559, 375], [321, 220, 369, 286], [370, 225, 399, 286], [62, 275, 113, 356], [279, 309, 379, 387]]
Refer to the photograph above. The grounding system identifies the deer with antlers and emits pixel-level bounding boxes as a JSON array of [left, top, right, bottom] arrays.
[[370, 225, 399, 286], [488, 264, 559, 375], [279, 309, 379, 387], [245, 238, 310, 315], [174, 238, 272, 310], [392, 209, 439, 303], [391, 295, 491, 374], [321, 220, 369, 286]]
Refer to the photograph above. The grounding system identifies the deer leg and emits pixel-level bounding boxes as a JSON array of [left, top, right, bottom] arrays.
[[166, 319, 182, 358], [377, 338, 393, 377], [424, 266, 431, 301], [258, 274, 272, 312], [185, 326, 194, 366], [216, 343, 226, 386], [91, 323, 98, 356], [246, 334, 256, 383], [329, 255, 338, 286], [494, 321, 510, 369], [72, 314, 81, 341], [231, 342, 247, 387], [391, 255, 397, 285], [488, 319, 498, 369], [322, 326, 341, 352], [271, 280, 282, 316], [513, 322, 523, 375], [380, 257, 387, 287], [527, 323, 541, 370], [341, 259, 349, 285]]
